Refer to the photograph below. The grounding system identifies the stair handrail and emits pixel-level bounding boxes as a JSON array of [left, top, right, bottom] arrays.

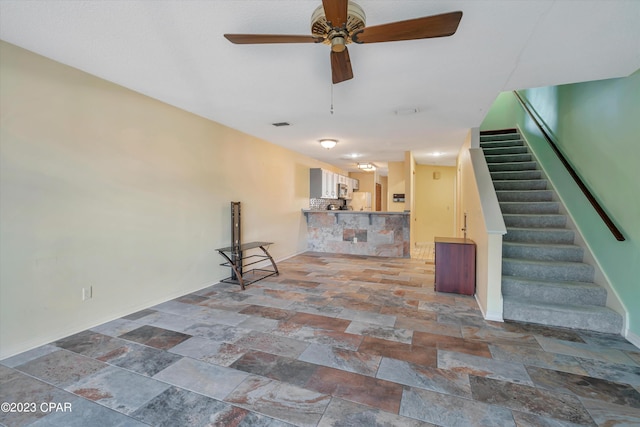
[[513, 91, 625, 242]]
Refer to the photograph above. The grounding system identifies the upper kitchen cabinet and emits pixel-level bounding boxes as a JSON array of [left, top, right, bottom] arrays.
[[310, 169, 360, 199], [351, 177, 359, 191], [310, 168, 337, 199]]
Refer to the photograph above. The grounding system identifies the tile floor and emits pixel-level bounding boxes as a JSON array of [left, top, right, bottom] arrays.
[[1, 252, 639, 426], [411, 242, 435, 262]]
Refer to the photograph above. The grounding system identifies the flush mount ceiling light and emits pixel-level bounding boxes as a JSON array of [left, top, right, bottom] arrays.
[[319, 138, 338, 149], [357, 162, 376, 171]]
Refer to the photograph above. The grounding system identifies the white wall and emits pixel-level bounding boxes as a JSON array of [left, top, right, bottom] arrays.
[[0, 41, 338, 358]]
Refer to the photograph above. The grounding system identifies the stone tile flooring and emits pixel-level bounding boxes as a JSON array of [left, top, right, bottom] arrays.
[[411, 242, 435, 262], [1, 252, 639, 426]]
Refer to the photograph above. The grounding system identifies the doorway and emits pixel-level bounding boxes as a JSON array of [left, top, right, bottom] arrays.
[[414, 165, 456, 243]]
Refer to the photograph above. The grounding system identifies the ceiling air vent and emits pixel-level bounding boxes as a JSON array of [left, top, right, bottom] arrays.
[[272, 122, 290, 127]]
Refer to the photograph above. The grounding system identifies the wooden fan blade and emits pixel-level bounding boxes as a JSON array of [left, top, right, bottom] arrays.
[[352, 11, 463, 44], [331, 48, 353, 84], [224, 34, 321, 44], [323, 0, 348, 28]]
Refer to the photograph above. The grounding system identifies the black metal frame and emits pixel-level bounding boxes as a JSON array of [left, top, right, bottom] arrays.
[[216, 202, 279, 290]]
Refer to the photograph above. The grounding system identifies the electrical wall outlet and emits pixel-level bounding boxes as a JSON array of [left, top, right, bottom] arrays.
[[82, 286, 93, 301], [353, 237, 358, 243]]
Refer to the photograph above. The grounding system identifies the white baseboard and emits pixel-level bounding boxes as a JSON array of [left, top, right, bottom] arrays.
[[484, 312, 504, 322], [475, 294, 504, 322], [625, 329, 640, 350]]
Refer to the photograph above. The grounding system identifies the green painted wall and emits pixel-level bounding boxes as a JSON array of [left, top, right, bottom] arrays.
[[479, 92, 520, 131], [481, 70, 640, 338]]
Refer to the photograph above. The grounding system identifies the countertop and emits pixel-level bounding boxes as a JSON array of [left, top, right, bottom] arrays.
[[302, 209, 409, 215]]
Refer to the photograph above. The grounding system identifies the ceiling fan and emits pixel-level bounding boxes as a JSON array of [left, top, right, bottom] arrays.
[[224, 0, 462, 84]]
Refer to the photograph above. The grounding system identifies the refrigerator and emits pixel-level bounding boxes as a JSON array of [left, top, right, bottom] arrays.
[[350, 192, 372, 211]]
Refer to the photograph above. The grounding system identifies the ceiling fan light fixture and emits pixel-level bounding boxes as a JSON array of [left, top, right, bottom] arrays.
[[227, 4, 462, 85], [319, 138, 338, 149], [330, 36, 346, 52], [311, 2, 366, 44], [357, 162, 376, 171]]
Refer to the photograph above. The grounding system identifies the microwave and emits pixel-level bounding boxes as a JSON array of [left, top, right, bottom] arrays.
[[337, 183, 348, 199]]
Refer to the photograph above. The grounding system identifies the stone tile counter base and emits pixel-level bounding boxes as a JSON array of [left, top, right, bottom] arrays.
[[303, 211, 410, 257]]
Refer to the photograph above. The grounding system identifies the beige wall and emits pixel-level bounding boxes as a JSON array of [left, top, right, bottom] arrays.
[[404, 152, 416, 247], [349, 171, 377, 209], [386, 161, 405, 212], [414, 165, 456, 243], [349, 171, 375, 195], [0, 42, 338, 358]]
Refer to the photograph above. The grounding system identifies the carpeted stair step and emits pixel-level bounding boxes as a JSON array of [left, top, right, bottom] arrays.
[[496, 190, 554, 202], [480, 141, 524, 150], [493, 179, 548, 190], [503, 257, 594, 282], [503, 241, 584, 262], [480, 133, 521, 142], [481, 146, 528, 156], [502, 276, 607, 306], [503, 297, 622, 334], [486, 153, 532, 163], [482, 129, 622, 335], [491, 170, 543, 181], [502, 214, 567, 228], [500, 202, 559, 215], [504, 227, 575, 244], [488, 161, 538, 172]]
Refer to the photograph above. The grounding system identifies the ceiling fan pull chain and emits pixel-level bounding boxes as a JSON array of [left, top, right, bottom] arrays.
[[330, 83, 334, 115]]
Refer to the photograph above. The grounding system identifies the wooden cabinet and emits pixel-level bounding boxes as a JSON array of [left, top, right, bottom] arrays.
[[434, 237, 476, 295]]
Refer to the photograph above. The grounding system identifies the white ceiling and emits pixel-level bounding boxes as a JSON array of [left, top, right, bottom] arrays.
[[1, 1, 639, 174]]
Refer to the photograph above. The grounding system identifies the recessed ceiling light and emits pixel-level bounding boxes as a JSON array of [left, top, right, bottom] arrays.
[[432, 151, 442, 157]]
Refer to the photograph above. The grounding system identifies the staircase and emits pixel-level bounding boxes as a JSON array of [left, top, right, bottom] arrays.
[[480, 129, 622, 334]]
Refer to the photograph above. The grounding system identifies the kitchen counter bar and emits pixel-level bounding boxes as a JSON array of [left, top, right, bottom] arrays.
[[302, 210, 410, 257], [302, 209, 408, 225], [302, 209, 408, 214]]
